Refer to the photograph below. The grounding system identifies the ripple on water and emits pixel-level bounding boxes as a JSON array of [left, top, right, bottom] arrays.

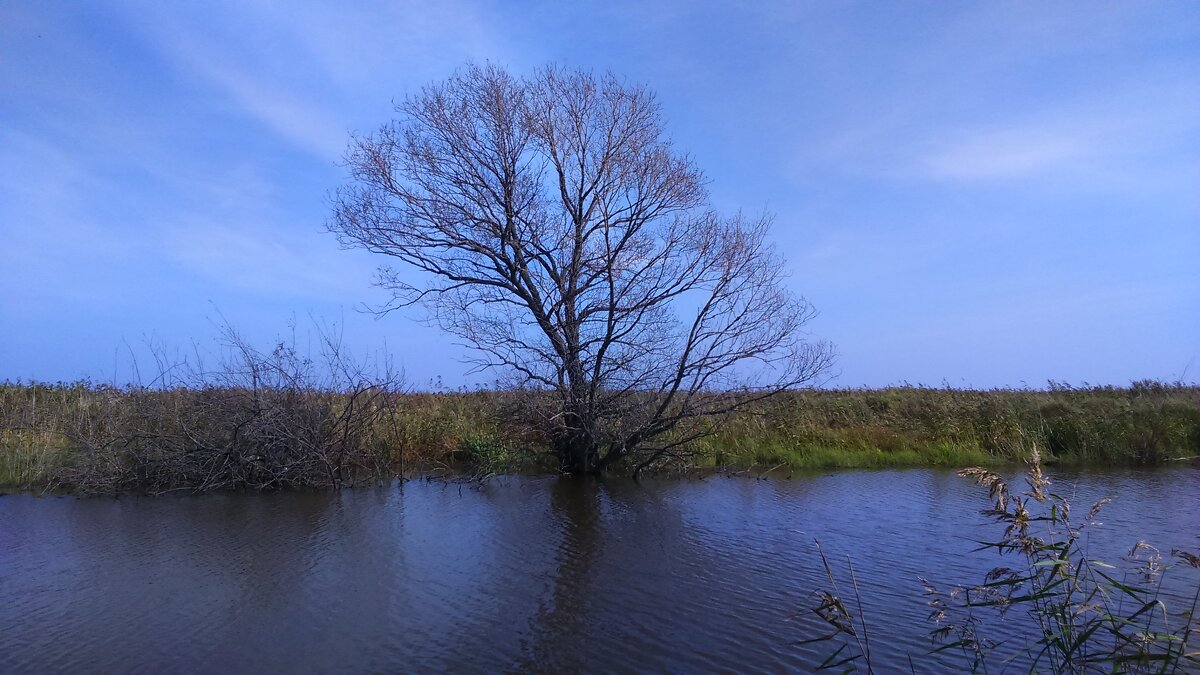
[[1, 467, 1197, 672]]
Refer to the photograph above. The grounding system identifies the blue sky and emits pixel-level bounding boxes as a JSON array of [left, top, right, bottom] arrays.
[[2, 1, 1197, 389]]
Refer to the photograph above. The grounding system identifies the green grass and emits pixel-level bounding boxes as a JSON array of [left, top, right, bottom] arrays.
[[2, 381, 1197, 489], [0, 441, 50, 488], [691, 437, 999, 471], [693, 383, 1200, 470]]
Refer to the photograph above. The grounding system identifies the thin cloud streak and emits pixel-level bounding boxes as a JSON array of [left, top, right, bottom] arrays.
[[164, 221, 373, 301]]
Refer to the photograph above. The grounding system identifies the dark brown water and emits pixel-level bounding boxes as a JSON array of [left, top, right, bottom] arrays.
[[1, 468, 1197, 672]]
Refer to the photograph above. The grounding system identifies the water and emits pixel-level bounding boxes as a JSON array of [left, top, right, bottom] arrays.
[[2, 467, 1197, 672]]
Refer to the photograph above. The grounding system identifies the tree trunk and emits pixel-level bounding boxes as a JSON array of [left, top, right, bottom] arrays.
[[553, 425, 602, 475]]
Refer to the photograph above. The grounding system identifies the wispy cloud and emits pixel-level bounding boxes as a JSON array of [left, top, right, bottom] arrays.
[[106, 1, 513, 161], [920, 126, 1084, 180], [813, 77, 1199, 194], [915, 84, 1199, 184], [163, 220, 372, 301], [190, 60, 348, 160], [792, 1, 1199, 192], [0, 128, 149, 307]]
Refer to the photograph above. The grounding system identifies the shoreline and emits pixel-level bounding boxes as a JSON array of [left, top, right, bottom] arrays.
[[4, 381, 1198, 494], [2, 450, 1196, 497]]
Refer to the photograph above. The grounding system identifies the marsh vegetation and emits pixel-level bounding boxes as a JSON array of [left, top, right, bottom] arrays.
[[3, 379, 1197, 493]]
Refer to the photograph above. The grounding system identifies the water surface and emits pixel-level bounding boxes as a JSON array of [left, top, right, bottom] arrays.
[[2, 467, 1197, 671]]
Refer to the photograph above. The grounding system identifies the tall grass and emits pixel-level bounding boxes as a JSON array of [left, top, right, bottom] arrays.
[[2, 381, 1198, 490], [691, 383, 1200, 472], [0, 383, 538, 491]]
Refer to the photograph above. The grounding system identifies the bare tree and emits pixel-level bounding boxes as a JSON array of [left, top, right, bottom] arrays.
[[331, 64, 832, 474]]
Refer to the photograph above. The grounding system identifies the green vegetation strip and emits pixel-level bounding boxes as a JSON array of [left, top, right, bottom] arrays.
[[2, 381, 1197, 490]]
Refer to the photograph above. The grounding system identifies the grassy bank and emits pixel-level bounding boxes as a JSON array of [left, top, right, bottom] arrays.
[[692, 382, 1200, 472], [2, 381, 1198, 491]]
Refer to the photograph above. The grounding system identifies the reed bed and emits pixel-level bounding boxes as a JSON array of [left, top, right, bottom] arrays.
[[690, 382, 1200, 472], [1, 381, 1197, 491]]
